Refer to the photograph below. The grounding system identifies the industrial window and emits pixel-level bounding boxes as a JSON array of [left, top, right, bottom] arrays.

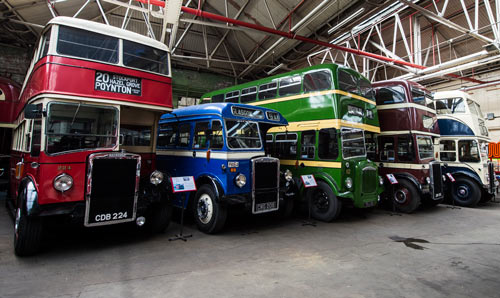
[[440, 140, 456, 161], [225, 90, 240, 103], [338, 69, 359, 95], [57, 26, 118, 63], [380, 136, 395, 162], [375, 86, 406, 105], [458, 140, 480, 163], [123, 40, 169, 75], [301, 130, 315, 159], [397, 135, 414, 162], [210, 120, 224, 150], [193, 121, 209, 149], [275, 133, 297, 159], [258, 81, 277, 100], [157, 123, 177, 148], [240, 86, 257, 103], [279, 75, 301, 96], [211, 94, 224, 103], [303, 70, 332, 93], [318, 128, 338, 160]]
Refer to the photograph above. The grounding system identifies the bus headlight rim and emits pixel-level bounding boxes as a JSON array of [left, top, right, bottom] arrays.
[[345, 177, 353, 189], [284, 169, 293, 182], [150, 170, 164, 185], [379, 176, 384, 186], [235, 173, 246, 188], [53, 173, 73, 192]]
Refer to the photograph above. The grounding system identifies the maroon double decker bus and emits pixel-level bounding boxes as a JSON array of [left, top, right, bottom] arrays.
[[7, 17, 173, 256], [0, 77, 21, 191], [369, 80, 444, 213]]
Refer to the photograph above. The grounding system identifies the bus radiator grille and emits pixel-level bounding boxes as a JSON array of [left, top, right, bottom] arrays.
[[362, 167, 376, 193]]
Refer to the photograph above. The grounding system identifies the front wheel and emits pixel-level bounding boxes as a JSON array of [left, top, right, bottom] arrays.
[[145, 201, 172, 234], [194, 185, 227, 234], [451, 177, 481, 207], [392, 179, 420, 213], [306, 180, 341, 222], [14, 200, 42, 256]]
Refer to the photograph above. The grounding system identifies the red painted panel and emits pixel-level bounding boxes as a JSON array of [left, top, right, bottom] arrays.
[[0, 77, 21, 124]]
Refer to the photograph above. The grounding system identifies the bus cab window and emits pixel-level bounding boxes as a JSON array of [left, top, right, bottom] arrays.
[[397, 136, 414, 162], [303, 70, 332, 93], [31, 119, 42, 157], [39, 29, 51, 59], [178, 123, 191, 147], [121, 125, 151, 146], [301, 130, 315, 159], [417, 136, 434, 159], [275, 133, 297, 159], [435, 98, 465, 114], [458, 140, 480, 162], [364, 132, 377, 160], [318, 128, 338, 160], [210, 120, 224, 149], [440, 140, 456, 161], [258, 82, 277, 100], [380, 137, 395, 161], [265, 134, 274, 155], [193, 122, 209, 149], [158, 123, 178, 148], [212, 94, 224, 103], [225, 91, 240, 103], [338, 70, 359, 95], [279, 75, 301, 97], [240, 87, 257, 103]]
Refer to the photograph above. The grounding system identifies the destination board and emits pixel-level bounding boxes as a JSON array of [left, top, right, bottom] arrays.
[[95, 71, 142, 96]]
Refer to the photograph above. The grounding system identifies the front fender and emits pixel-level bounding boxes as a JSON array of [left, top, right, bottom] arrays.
[[19, 176, 39, 216], [392, 172, 422, 192], [297, 172, 343, 199]]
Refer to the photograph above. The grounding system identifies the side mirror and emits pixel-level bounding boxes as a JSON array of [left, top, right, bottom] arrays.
[[24, 104, 43, 119], [487, 113, 496, 120]]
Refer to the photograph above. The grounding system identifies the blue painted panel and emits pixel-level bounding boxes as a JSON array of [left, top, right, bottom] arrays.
[[441, 166, 481, 184], [437, 119, 474, 136]]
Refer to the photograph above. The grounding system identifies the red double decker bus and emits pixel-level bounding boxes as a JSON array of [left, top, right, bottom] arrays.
[[369, 80, 444, 213], [0, 77, 21, 191], [6, 17, 173, 256]]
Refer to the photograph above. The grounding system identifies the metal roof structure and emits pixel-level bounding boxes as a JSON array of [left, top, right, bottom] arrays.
[[2, 0, 500, 90]]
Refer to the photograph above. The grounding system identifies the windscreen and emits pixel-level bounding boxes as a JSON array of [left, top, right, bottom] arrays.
[[225, 120, 262, 149], [341, 128, 366, 158]]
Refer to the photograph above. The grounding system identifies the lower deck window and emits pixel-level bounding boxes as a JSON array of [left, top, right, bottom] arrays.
[[417, 136, 434, 160], [318, 128, 338, 160], [275, 133, 297, 159], [121, 125, 151, 146]]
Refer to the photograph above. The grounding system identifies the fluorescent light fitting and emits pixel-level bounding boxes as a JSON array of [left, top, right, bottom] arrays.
[[267, 63, 285, 75], [328, 8, 365, 35]]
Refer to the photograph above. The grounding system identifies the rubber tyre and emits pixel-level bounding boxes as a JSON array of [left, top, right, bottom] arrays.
[[14, 197, 42, 256], [392, 179, 421, 213], [306, 180, 341, 222], [146, 201, 173, 234], [193, 185, 227, 234], [451, 177, 481, 207], [423, 196, 444, 208]]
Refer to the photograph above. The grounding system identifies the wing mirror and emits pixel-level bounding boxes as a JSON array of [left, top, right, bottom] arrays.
[[24, 104, 44, 119]]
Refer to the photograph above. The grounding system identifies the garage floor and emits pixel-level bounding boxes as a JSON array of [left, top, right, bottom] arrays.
[[1, 192, 500, 298]]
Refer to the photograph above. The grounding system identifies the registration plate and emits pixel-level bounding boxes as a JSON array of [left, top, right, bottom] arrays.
[[255, 202, 277, 213]]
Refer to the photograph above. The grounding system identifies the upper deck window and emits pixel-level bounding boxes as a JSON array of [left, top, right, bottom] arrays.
[[225, 120, 262, 149], [359, 79, 375, 100], [435, 98, 466, 114], [375, 86, 405, 105], [411, 88, 432, 106], [57, 26, 118, 63], [338, 70, 359, 95], [225, 90, 240, 103], [40, 29, 51, 59], [258, 82, 277, 100], [240, 87, 257, 103], [46, 102, 117, 154], [303, 70, 332, 93], [212, 94, 224, 103], [279, 75, 301, 97], [123, 40, 169, 75]]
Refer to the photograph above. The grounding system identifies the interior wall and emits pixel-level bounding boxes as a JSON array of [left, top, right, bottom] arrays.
[[0, 44, 31, 85], [428, 70, 500, 142]]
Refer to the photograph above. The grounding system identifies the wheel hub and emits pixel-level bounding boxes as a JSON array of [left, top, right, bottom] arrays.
[[197, 194, 213, 224], [313, 190, 330, 211], [394, 188, 409, 204], [457, 185, 469, 198]]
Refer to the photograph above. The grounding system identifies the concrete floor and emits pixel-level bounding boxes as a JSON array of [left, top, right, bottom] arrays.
[[1, 193, 500, 298]]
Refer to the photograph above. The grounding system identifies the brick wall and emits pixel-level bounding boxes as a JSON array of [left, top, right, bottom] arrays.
[[0, 44, 31, 85]]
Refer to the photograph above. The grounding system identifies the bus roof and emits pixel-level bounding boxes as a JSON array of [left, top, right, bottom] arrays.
[[48, 17, 169, 52], [200, 63, 369, 100], [434, 90, 473, 102], [161, 103, 288, 125], [372, 79, 429, 92]]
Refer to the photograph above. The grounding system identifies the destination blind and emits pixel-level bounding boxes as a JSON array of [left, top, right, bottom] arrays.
[[95, 71, 142, 96]]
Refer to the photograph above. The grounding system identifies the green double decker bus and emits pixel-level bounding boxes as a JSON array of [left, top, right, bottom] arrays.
[[201, 64, 383, 221]]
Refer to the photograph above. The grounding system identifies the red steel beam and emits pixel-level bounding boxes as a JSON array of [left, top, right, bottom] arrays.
[[136, 0, 485, 83]]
